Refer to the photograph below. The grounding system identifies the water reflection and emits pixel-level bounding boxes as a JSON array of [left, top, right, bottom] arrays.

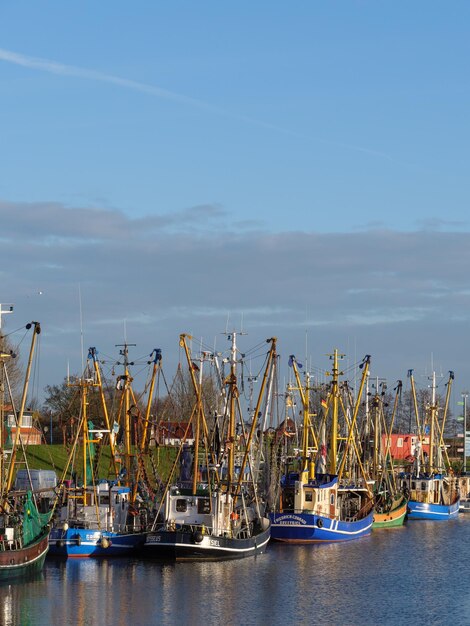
[[1, 518, 469, 625]]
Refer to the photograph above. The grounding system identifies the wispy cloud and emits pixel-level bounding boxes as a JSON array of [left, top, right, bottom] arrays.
[[0, 47, 217, 110], [0, 47, 400, 160]]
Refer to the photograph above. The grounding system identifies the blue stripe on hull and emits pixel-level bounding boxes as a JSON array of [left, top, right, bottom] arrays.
[[268, 512, 373, 542], [407, 499, 460, 521], [48, 528, 145, 557]]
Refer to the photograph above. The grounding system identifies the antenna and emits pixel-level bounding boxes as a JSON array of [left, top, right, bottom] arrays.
[[305, 329, 308, 374], [225, 312, 230, 334], [78, 285, 84, 373]]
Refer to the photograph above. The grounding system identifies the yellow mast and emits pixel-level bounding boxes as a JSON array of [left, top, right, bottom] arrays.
[[327, 349, 344, 474], [179, 334, 205, 495], [116, 342, 135, 483], [234, 338, 277, 497], [289, 356, 318, 480], [88, 347, 119, 480], [130, 348, 162, 503], [226, 332, 239, 491], [337, 354, 372, 495], [436, 371, 454, 471], [141, 349, 162, 451], [408, 370, 425, 469], [5, 322, 41, 493], [428, 371, 437, 474]]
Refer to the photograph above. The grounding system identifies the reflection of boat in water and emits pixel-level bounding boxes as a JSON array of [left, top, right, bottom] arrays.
[[400, 370, 459, 521], [269, 350, 374, 542], [144, 332, 273, 560], [0, 317, 51, 580]]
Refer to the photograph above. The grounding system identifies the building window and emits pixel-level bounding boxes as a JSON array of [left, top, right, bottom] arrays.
[[397, 438, 403, 447]]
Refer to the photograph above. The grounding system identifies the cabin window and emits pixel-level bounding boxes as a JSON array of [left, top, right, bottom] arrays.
[[305, 491, 313, 502], [100, 495, 110, 506], [176, 499, 188, 513], [330, 494, 335, 505], [197, 498, 211, 514], [411, 482, 416, 490], [421, 482, 427, 491]]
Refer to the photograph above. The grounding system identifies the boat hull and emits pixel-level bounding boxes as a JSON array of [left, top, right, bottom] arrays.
[[48, 527, 146, 557], [143, 525, 271, 561], [0, 527, 50, 581], [268, 511, 373, 543], [372, 497, 408, 529], [407, 499, 460, 520], [459, 498, 470, 513]]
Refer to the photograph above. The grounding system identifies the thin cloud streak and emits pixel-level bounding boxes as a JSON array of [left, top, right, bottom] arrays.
[[0, 47, 399, 162]]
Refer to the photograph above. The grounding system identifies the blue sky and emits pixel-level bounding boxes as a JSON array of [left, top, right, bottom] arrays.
[[1, 2, 470, 410]]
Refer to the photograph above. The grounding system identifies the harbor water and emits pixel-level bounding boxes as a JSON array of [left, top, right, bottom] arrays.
[[2, 516, 470, 626]]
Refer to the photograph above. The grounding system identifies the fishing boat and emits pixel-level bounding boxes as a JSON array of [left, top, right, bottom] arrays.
[[269, 350, 374, 542], [399, 370, 460, 520], [0, 314, 51, 579], [364, 378, 407, 529], [458, 394, 470, 512], [458, 476, 470, 513], [144, 332, 273, 560], [48, 346, 148, 557]]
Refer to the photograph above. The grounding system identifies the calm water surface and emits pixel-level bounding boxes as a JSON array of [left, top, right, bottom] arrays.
[[2, 517, 470, 626]]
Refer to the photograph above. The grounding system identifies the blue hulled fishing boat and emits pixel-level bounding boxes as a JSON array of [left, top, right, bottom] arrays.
[[400, 370, 459, 521], [49, 347, 148, 557], [269, 351, 374, 543], [48, 484, 146, 557]]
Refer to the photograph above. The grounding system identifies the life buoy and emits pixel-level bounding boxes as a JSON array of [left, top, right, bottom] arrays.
[[317, 518, 323, 528], [193, 530, 203, 544]]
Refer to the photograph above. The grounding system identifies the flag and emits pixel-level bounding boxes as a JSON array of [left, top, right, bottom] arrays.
[[321, 398, 328, 409]]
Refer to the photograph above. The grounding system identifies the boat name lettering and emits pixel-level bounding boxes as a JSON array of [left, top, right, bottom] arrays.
[[209, 539, 220, 547], [275, 515, 306, 525], [148, 534, 161, 542]]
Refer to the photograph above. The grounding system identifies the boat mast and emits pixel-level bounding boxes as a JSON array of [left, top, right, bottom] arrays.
[[428, 371, 437, 474], [234, 337, 277, 498], [0, 306, 14, 493], [5, 322, 41, 493], [463, 392, 468, 474], [327, 349, 344, 474], [227, 332, 238, 490], [290, 356, 318, 479], [116, 342, 136, 483], [88, 347, 120, 480]]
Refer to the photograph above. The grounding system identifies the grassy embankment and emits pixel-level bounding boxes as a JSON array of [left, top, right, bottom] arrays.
[[16, 445, 177, 486]]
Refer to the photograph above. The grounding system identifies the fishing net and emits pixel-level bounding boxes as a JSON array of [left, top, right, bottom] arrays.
[[22, 492, 51, 545]]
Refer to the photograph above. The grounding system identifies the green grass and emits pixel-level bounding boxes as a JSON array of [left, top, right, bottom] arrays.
[[17, 444, 177, 487]]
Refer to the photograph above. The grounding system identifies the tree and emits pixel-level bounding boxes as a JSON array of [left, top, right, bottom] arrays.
[[0, 334, 25, 407]]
